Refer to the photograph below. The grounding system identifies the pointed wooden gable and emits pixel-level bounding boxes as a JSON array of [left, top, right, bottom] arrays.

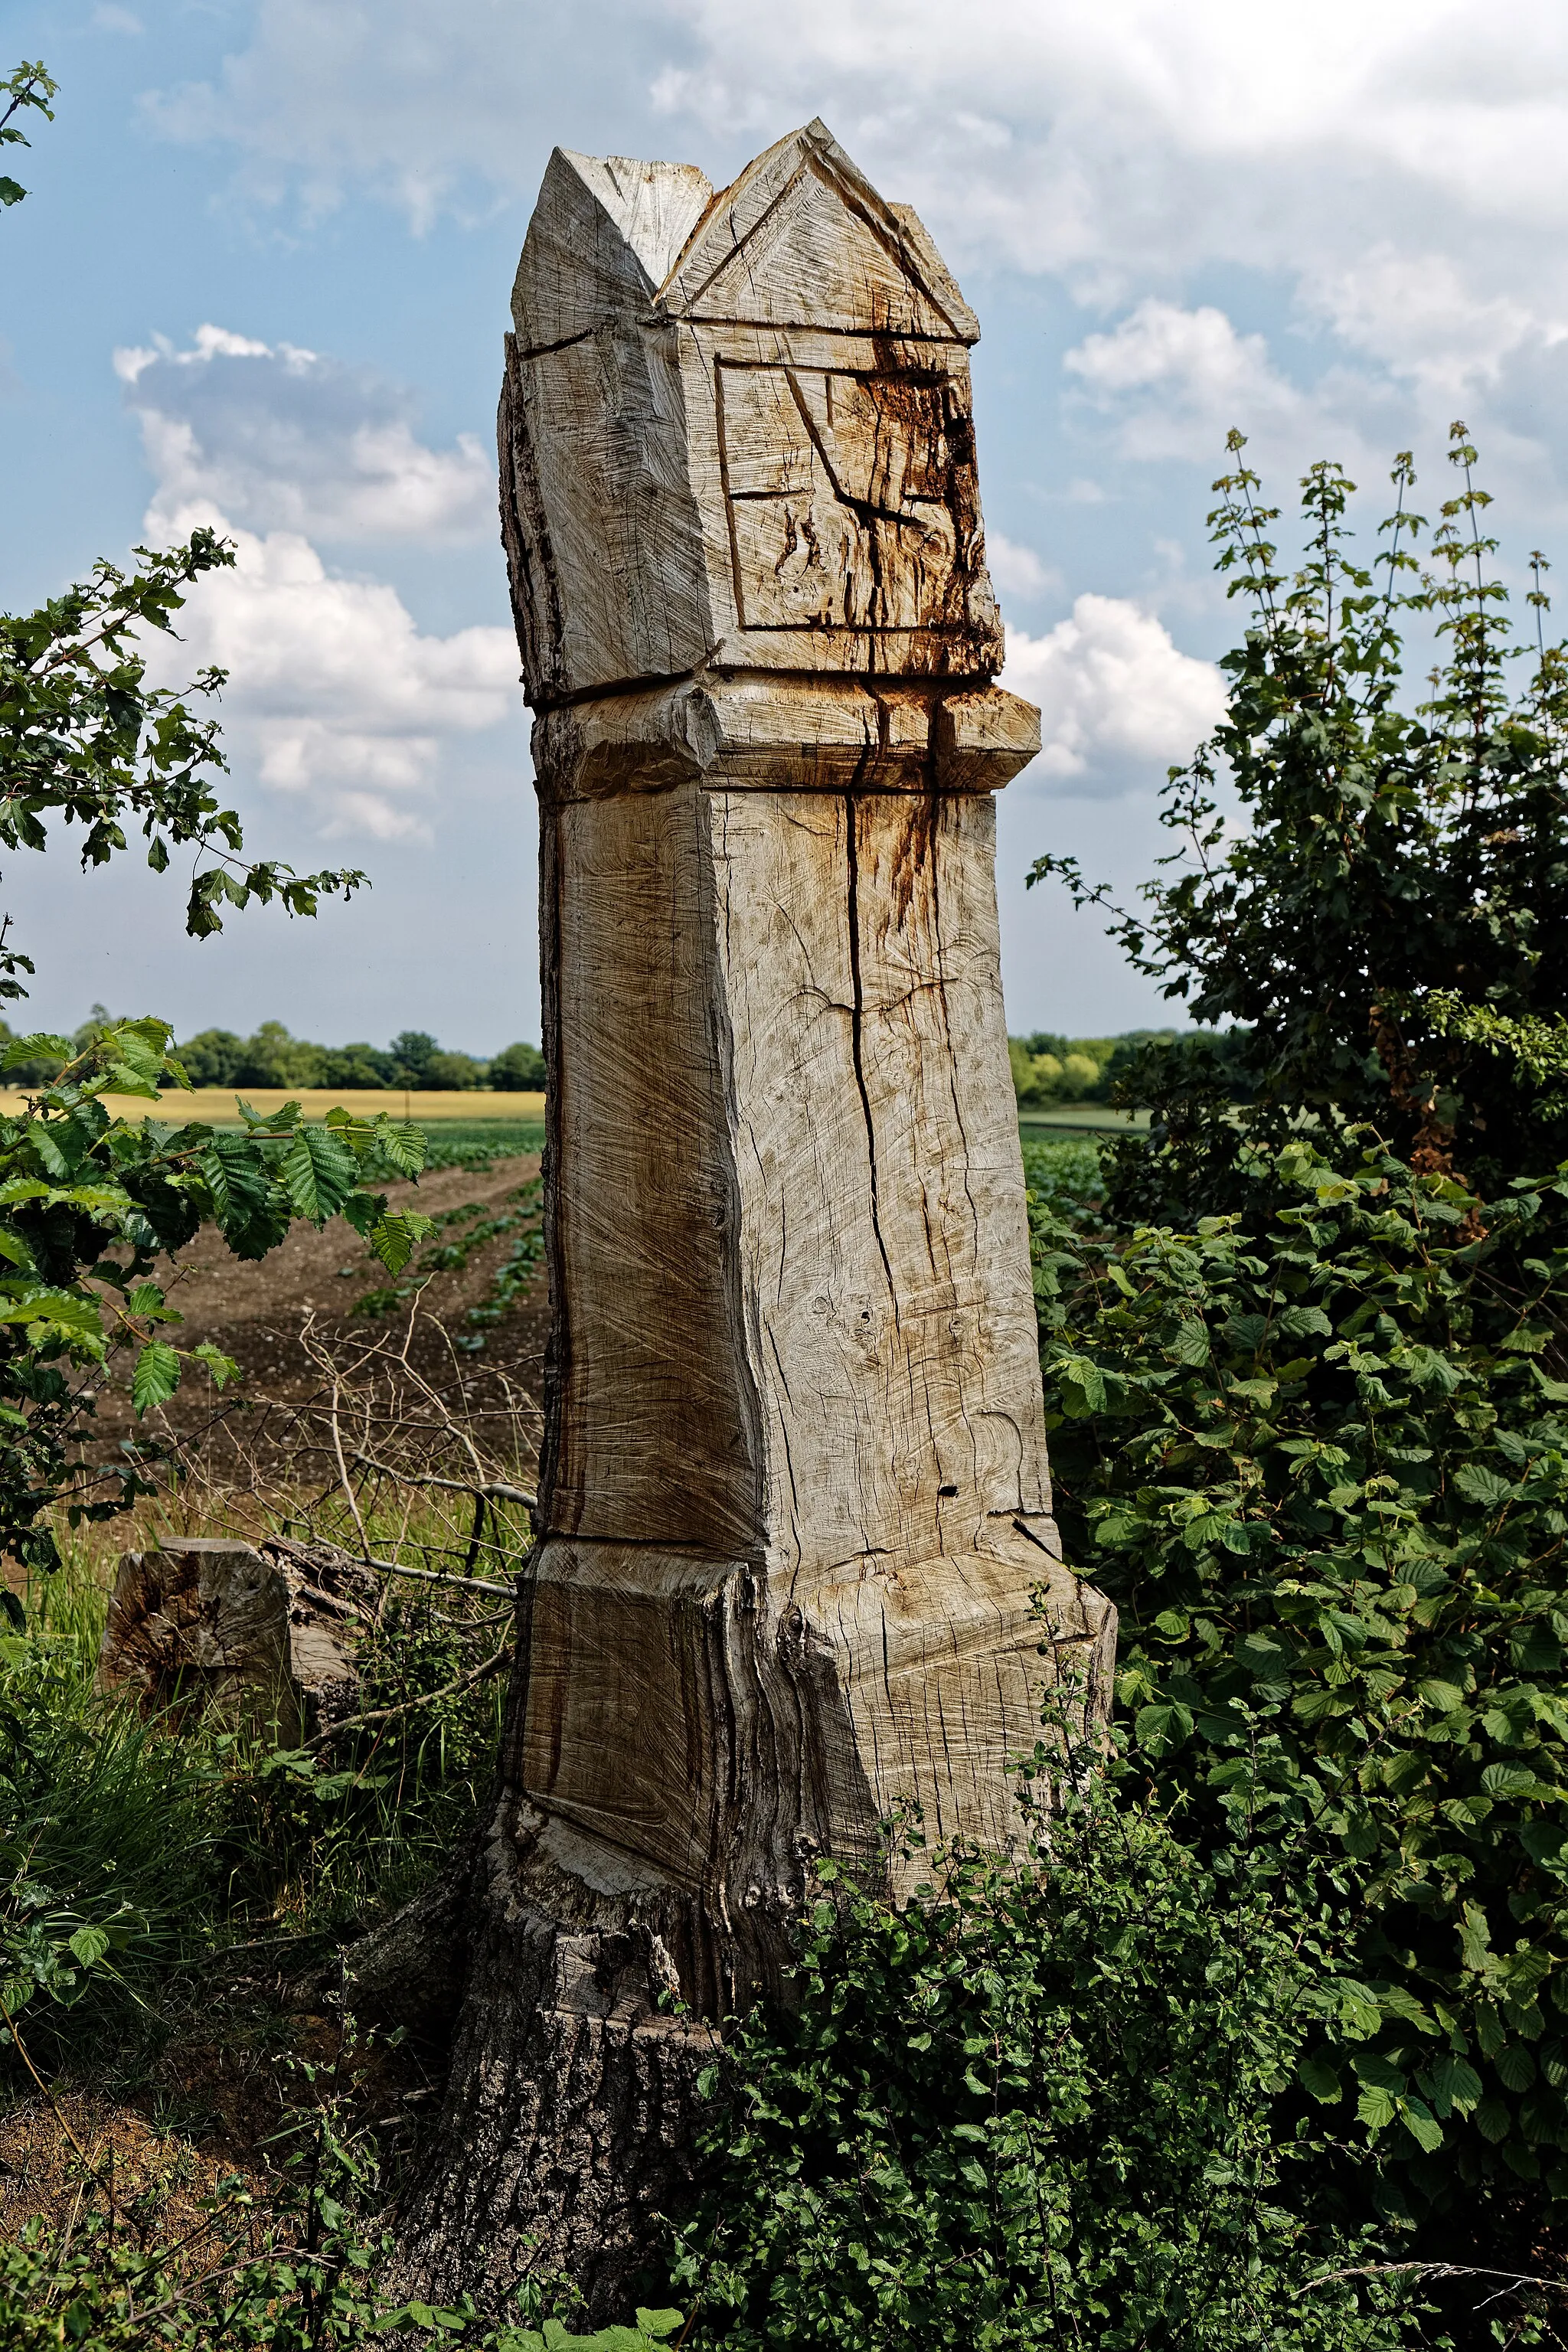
[[511, 147, 714, 351], [658, 119, 978, 343]]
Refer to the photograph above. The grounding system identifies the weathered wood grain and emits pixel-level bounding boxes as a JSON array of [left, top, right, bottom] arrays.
[[399, 118, 1113, 2317], [99, 1536, 359, 1742]]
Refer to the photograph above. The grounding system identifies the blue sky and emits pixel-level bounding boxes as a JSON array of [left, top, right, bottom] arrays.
[[4, 0, 1567, 1052]]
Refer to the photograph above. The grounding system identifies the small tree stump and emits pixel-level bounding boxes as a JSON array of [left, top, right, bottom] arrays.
[[99, 1536, 361, 1743]]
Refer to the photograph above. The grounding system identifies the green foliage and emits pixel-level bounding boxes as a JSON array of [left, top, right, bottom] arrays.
[[0, 1573, 222, 2063], [1031, 1132, 1568, 2220], [674, 1779, 1417, 2351], [0, 60, 56, 209], [1, 531, 364, 991], [1033, 428, 1568, 1210], [0, 1026, 433, 1553]]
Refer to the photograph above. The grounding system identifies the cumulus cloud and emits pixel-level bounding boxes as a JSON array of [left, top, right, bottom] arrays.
[[985, 533, 1059, 600], [143, 4, 1568, 286], [1063, 299, 1304, 463], [145, 502, 519, 843], [115, 325, 494, 542], [134, 0, 1568, 508], [1001, 595, 1226, 794]]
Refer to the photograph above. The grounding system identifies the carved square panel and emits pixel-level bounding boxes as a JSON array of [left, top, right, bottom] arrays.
[[717, 360, 979, 636]]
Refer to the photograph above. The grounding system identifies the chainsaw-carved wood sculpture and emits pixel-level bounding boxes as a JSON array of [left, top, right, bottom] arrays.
[[400, 119, 1115, 2311]]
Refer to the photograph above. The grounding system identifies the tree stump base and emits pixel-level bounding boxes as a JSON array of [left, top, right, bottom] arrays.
[[99, 1535, 364, 1743], [392, 1793, 717, 2322]]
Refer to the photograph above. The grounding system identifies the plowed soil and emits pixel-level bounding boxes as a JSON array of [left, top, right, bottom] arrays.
[[86, 1152, 549, 1488]]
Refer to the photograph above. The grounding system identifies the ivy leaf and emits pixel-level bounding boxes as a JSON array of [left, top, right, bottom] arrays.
[[131, 1341, 181, 1416], [67, 1926, 110, 1969]]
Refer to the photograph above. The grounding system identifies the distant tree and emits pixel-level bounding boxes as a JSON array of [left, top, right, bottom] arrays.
[[488, 1040, 547, 1090], [389, 1030, 439, 1086], [175, 1027, 246, 1086], [235, 1020, 326, 1089], [320, 1042, 394, 1089], [425, 1049, 485, 1089]]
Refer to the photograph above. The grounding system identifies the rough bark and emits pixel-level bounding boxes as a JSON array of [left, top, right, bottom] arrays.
[[396, 117, 1116, 2316]]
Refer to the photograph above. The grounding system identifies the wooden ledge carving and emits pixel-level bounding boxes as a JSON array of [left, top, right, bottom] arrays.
[[531, 678, 1041, 803]]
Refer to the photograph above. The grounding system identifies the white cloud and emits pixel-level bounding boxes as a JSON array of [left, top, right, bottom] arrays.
[[136, 1, 1568, 482], [1001, 594, 1226, 793], [1063, 299, 1305, 462], [116, 325, 494, 543], [986, 533, 1058, 600], [1300, 250, 1565, 399], [145, 502, 520, 843]]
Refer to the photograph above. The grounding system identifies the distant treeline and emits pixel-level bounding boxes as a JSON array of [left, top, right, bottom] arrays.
[[1008, 1027, 1253, 1108], [0, 1009, 547, 1093]]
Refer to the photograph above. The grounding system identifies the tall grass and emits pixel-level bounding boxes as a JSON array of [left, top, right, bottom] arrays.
[[1, 1468, 520, 2084], [1, 1539, 225, 2070]]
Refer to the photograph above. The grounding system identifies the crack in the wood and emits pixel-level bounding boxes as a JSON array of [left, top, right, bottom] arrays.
[[843, 789, 898, 1315]]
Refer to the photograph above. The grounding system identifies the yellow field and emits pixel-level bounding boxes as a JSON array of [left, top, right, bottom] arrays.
[[0, 1088, 548, 1124]]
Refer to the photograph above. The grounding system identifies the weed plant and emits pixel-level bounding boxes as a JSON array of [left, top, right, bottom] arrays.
[[674, 1751, 1427, 2351]]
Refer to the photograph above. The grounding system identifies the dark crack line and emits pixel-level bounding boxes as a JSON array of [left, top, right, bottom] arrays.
[[843, 788, 897, 1312]]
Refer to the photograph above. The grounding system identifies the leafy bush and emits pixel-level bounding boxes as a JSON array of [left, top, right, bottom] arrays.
[[1034, 1134, 1568, 2225], [1035, 429, 1568, 1210], [674, 1770, 1418, 2352]]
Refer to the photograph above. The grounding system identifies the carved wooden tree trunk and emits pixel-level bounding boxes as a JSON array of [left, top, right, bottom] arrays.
[[397, 119, 1115, 2314]]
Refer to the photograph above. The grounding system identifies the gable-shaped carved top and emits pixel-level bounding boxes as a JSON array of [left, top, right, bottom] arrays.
[[512, 119, 977, 351]]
